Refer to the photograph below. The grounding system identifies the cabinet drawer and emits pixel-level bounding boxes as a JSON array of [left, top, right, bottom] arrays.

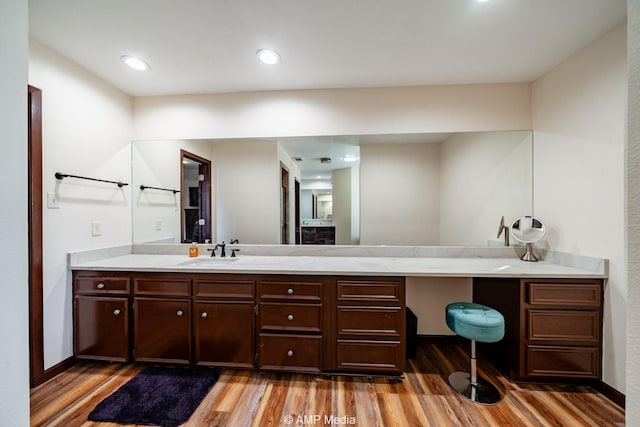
[[336, 340, 404, 373], [259, 334, 322, 372], [525, 345, 599, 379], [527, 309, 599, 343], [194, 278, 255, 299], [75, 275, 130, 295], [337, 280, 401, 303], [134, 276, 191, 297], [337, 306, 402, 338], [527, 282, 601, 307], [259, 303, 322, 332], [259, 280, 323, 301]]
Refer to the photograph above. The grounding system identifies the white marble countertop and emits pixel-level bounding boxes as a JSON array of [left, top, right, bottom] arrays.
[[68, 247, 607, 278]]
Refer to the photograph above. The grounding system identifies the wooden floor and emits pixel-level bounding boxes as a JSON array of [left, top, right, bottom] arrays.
[[31, 343, 625, 427]]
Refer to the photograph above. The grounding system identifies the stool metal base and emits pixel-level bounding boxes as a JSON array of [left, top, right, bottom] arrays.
[[448, 371, 501, 405]]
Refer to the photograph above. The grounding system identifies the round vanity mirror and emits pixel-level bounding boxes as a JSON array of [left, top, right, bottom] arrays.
[[510, 216, 546, 262]]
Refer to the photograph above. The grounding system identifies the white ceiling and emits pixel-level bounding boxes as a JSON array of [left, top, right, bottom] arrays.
[[29, 0, 626, 98]]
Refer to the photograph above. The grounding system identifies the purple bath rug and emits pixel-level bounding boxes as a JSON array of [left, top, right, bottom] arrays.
[[88, 366, 218, 427]]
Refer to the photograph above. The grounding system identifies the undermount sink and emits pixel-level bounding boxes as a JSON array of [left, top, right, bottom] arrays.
[[180, 257, 239, 266]]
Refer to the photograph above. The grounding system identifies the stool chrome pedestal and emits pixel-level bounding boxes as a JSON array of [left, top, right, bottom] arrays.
[[448, 341, 501, 405]]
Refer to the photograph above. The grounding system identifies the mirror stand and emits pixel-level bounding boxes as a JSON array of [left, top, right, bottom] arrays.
[[521, 242, 538, 262], [510, 216, 546, 262]]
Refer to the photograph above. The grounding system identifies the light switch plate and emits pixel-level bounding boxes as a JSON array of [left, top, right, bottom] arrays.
[[47, 192, 60, 209], [91, 221, 102, 236], [155, 220, 162, 231]]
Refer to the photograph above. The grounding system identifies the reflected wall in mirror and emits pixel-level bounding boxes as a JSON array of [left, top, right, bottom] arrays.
[[133, 139, 214, 244], [132, 130, 533, 246]]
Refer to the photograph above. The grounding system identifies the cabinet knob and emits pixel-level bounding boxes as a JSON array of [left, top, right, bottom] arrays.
[[97, 283, 105, 289], [287, 314, 294, 321], [201, 312, 208, 318], [287, 288, 294, 295], [176, 310, 184, 317], [287, 350, 294, 357], [113, 309, 121, 316]]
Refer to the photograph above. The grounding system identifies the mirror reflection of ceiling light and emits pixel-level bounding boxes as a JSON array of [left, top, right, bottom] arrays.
[[121, 55, 150, 71], [257, 49, 280, 65], [343, 155, 358, 162]]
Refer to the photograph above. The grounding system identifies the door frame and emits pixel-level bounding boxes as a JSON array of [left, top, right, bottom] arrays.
[[180, 150, 212, 243], [28, 85, 45, 387], [294, 179, 300, 244]]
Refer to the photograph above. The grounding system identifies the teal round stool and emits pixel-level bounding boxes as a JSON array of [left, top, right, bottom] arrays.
[[445, 302, 505, 405]]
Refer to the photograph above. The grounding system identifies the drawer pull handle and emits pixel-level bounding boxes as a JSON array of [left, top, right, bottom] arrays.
[[97, 283, 105, 289], [176, 310, 184, 317], [287, 314, 294, 321], [201, 312, 208, 318], [287, 350, 294, 357], [287, 288, 294, 295], [113, 309, 121, 316]]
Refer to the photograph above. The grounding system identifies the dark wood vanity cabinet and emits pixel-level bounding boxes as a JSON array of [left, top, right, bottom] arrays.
[[73, 271, 407, 375], [193, 275, 257, 368], [73, 272, 131, 362], [474, 278, 604, 382], [334, 277, 406, 373], [301, 226, 336, 245]]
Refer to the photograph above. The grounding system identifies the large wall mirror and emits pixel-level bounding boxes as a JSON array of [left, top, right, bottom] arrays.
[[132, 130, 533, 246]]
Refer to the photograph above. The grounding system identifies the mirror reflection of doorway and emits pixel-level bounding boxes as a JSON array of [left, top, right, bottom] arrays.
[[181, 150, 212, 243]]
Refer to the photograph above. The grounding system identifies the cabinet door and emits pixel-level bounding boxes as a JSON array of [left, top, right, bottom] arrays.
[[134, 297, 191, 364], [74, 296, 129, 362], [194, 300, 255, 368]]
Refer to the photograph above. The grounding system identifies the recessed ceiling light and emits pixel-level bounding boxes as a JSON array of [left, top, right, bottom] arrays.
[[477, 0, 490, 2], [121, 55, 150, 71], [256, 49, 280, 65]]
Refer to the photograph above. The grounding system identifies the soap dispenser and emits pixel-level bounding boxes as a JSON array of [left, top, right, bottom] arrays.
[[189, 242, 199, 257]]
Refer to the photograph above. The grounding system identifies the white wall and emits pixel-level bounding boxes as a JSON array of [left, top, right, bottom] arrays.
[[300, 190, 313, 219], [407, 278, 472, 335], [360, 142, 441, 245], [332, 167, 353, 244], [29, 41, 133, 369], [0, 0, 30, 424], [133, 83, 531, 140], [212, 140, 280, 243], [532, 24, 627, 393], [440, 131, 533, 245], [132, 139, 214, 243], [627, 0, 640, 420], [351, 165, 360, 244]]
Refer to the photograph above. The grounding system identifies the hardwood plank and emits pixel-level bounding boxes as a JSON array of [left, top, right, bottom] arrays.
[[30, 343, 625, 427]]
